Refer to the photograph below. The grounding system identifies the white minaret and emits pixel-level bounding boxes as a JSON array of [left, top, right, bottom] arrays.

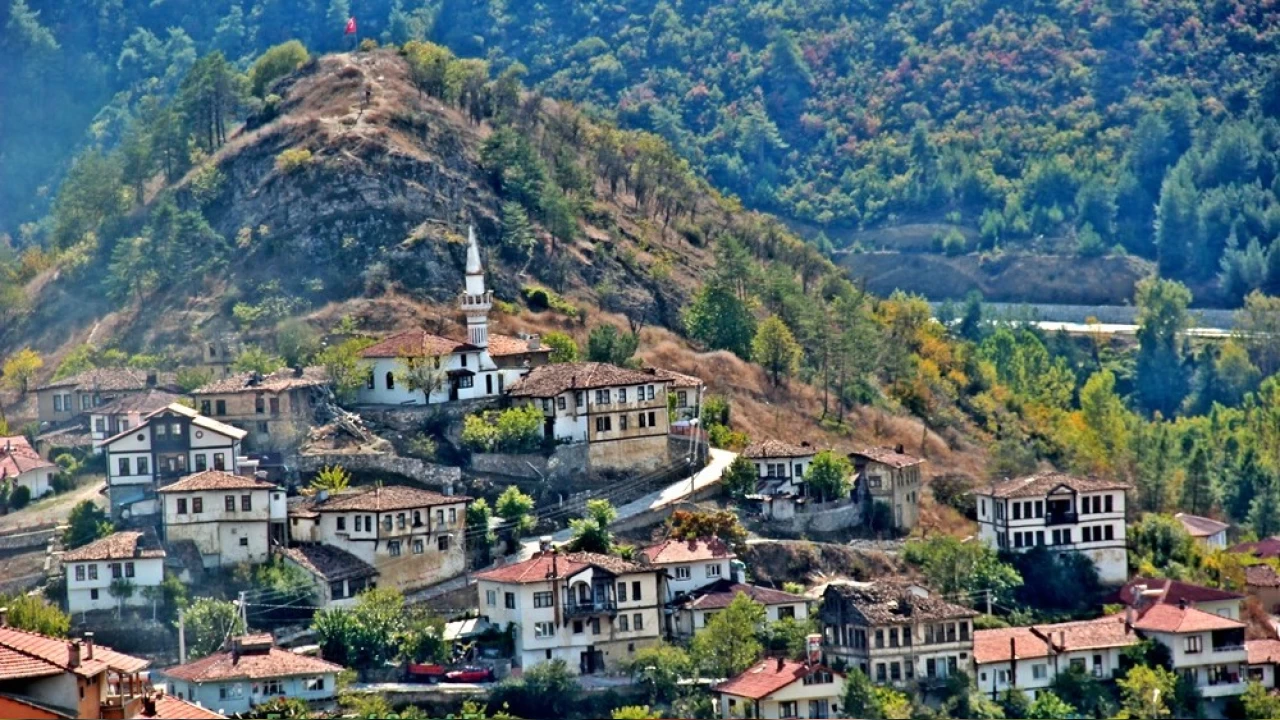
[[460, 226, 492, 348]]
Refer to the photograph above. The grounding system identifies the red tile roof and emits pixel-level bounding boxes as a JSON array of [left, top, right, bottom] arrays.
[[1131, 604, 1245, 634], [1248, 639, 1280, 665], [852, 446, 923, 468], [1174, 513, 1230, 538], [714, 658, 841, 700], [474, 551, 649, 584], [980, 472, 1131, 498], [742, 439, 815, 460], [99, 404, 248, 447], [1232, 537, 1280, 559], [643, 367, 704, 389], [192, 367, 328, 395], [37, 368, 177, 393], [280, 544, 377, 582], [142, 693, 226, 719], [974, 616, 1136, 665], [62, 530, 166, 563], [1112, 577, 1244, 607], [642, 537, 735, 565], [156, 471, 276, 494], [0, 436, 54, 479], [313, 485, 468, 512], [684, 581, 807, 611], [0, 692, 76, 718], [0, 625, 148, 680], [160, 645, 342, 683], [974, 627, 1046, 664], [360, 329, 475, 358], [508, 362, 670, 397], [1247, 564, 1280, 588], [487, 335, 552, 358]]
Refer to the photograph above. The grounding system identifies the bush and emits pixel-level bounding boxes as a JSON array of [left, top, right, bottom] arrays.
[[9, 485, 31, 510], [275, 148, 313, 174], [522, 285, 579, 319], [942, 228, 967, 256], [462, 404, 544, 453], [358, 38, 379, 52]]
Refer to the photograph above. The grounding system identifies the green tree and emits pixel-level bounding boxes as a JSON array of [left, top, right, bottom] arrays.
[[1117, 664, 1177, 719], [232, 345, 283, 374], [1241, 681, 1280, 720], [316, 337, 375, 405], [611, 707, 660, 720], [1134, 277, 1192, 416], [1129, 514, 1201, 576], [567, 499, 617, 554], [400, 355, 448, 404], [495, 486, 536, 534], [844, 668, 912, 719], [586, 324, 639, 367], [63, 501, 113, 549], [250, 697, 311, 719], [403, 41, 454, 98], [690, 593, 764, 677], [805, 450, 852, 502], [488, 659, 580, 720], [542, 332, 579, 363], [185, 597, 245, 659], [108, 577, 135, 618], [684, 281, 756, 359], [2, 348, 43, 395], [50, 149, 127, 250], [903, 535, 1023, 605], [625, 643, 692, 704], [248, 41, 309, 97], [720, 455, 758, 499], [0, 593, 69, 637], [752, 315, 802, 386], [499, 201, 537, 261], [1027, 691, 1075, 719], [666, 509, 750, 552], [311, 465, 350, 493], [275, 319, 320, 367], [312, 588, 406, 669]]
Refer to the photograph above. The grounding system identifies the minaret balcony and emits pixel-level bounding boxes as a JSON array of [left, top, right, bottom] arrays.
[[460, 291, 493, 309]]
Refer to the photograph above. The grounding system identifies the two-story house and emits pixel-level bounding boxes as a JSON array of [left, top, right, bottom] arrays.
[[851, 446, 923, 532], [278, 544, 379, 609], [820, 580, 977, 691], [1247, 638, 1280, 689], [1130, 601, 1249, 701], [157, 634, 341, 716], [509, 362, 675, 471], [474, 546, 665, 674], [973, 472, 1131, 584], [714, 656, 845, 720], [0, 434, 56, 501], [35, 369, 179, 426], [157, 471, 286, 568], [974, 616, 1138, 700], [672, 581, 810, 641], [744, 440, 816, 499], [63, 530, 166, 616], [290, 485, 469, 591], [640, 537, 737, 602], [88, 390, 180, 447], [98, 403, 247, 522], [1111, 578, 1244, 620], [1175, 513, 1230, 550], [355, 229, 549, 406], [645, 368, 706, 425], [191, 367, 328, 451]]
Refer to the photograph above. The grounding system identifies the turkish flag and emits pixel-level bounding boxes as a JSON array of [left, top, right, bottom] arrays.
[[344, 16, 357, 35]]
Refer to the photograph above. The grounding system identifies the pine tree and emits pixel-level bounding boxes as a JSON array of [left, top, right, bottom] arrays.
[[1181, 447, 1213, 517], [752, 316, 802, 386], [499, 201, 537, 261]]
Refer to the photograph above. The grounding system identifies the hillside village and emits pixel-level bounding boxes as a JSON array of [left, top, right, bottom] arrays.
[[6, 18, 1280, 720]]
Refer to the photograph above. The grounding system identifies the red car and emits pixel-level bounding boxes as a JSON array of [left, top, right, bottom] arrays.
[[444, 666, 494, 683], [406, 663, 447, 684]]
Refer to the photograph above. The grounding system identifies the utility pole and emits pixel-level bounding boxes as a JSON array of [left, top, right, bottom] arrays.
[[177, 609, 186, 664], [985, 589, 992, 616], [238, 590, 247, 632]]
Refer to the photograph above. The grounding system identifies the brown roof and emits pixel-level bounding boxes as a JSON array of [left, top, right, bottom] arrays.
[[742, 439, 814, 460], [287, 496, 320, 518], [474, 551, 650, 584], [0, 626, 148, 680], [0, 436, 54, 478], [1111, 577, 1244, 606], [508, 362, 670, 397], [974, 616, 1136, 664], [99, 403, 248, 447], [280, 544, 377, 583], [642, 537, 735, 565], [644, 367, 704, 389], [1131, 604, 1245, 634], [714, 659, 841, 700], [313, 485, 468, 513], [142, 693, 226, 719], [160, 645, 342, 683], [156, 471, 276, 494], [37, 368, 177, 393], [62, 530, 166, 563], [1247, 564, 1280, 588], [1174, 513, 1230, 538], [823, 581, 977, 625], [487, 335, 552, 358], [90, 390, 183, 416], [192, 367, 328, 395], [981, 472, 1131, 499], [0, 692, 76, 718], [360, 329, 475, 358], [1232, 537, 1280, 559], [1248, 638, 1280, 665], [683, 581, 808, 610], [852, 446, 923, 469]]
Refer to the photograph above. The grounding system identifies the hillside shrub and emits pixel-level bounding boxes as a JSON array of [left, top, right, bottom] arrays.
[[522, 285, 579, 319], [275, 148, 313, 174], [9, 485, 31, 510], [462, 404, 544, 453]]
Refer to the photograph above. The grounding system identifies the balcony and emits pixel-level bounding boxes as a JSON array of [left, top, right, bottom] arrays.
[[563, 600, 617, 618], [1045, 510, 1078, 526]]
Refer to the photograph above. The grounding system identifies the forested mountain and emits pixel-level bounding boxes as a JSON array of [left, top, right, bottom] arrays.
[[8, 0, 1280, 303]]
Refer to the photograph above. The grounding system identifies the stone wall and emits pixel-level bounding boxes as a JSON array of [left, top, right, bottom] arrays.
[[0, 525, 57, 551], [469, 443, 589, 482], [765, 500, 863, 534], [356, 398, 502, 447], [297, 453, 462, 492]]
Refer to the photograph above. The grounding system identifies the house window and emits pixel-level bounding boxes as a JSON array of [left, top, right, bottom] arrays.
[[54, 395, 62, 412], [706, 564, 721, 578], [125, 562, 134, 578], [304, 677, 325, 692], [596, 390, 609, 405], [81, 395, 91, 410], [414, 511, 423, 527], [461, 354, 468, 368], [241, 495, 252, 511], [675, 566, 690, 580], [534, 622, 554, 638], [632, 581, 641, 600], [778, 605, 795, 620], [88, 564, 98, 580], [213, 453, 225, 471], [337, 517, 346, 531], [1033, 664, 1047, 680], [239, 537, 248, 546], [541, 398, 551, 413], [647, 385, 656, 400], [617, 582, 628, 602], [638, 413, 647, 428], [438, 535, 451, 551], [486, 590, 497, 606], [449, 508, 457, 524], [386, 371, 396, 390], [573, 621, 584, 634], [647, 411, 656, 427], [111, 563, 122, 579], [1105, 494, 1114, 513], [94, 417, 105, 433], [398, 513, 407, 529], [595, 417, 612, 432], [619, 615, 629, 632], [366, 371, 375, 389], [75, 565, 85, 581], [557, 397, 566, 411], [534, 592, 554, 608], [633, 613, 643, 630], [620, 415, 628, 431], [255, 395, 265, 414], [875, 629, 884, 649], [505, 593, 516, 609], [215, 400, 226, 415], [413, 539, 424, 554], [876, 663, 887, 682], [90, 589, 99, 600], [225, 496, 235, 512], [177, 498, 188, 515], [575, 392, 584, 408], [1105, 524, 1115, 540], [256, 421, 268, 434], [383, 516, 393, 531], [1186, 636, 1203, 653], [194, 454, 207, 472], [193, 497, 203, 513], [388, 541, 402, 557], [779, 701, 798, 718], [458, 375, 473, 389], [436, 509, 444, 525], [118, 458, 130, 476], [677, 391, 688, 407], [269, 397, 279, 415]]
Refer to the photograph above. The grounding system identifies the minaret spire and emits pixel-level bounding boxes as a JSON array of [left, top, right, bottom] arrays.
[[460, 225, 492, 348]]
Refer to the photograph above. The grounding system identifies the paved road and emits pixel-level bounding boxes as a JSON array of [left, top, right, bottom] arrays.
[[1028, 320, 1231, 338], [0, 478, 105, 533]]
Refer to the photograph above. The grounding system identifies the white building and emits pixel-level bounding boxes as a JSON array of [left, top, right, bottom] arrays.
[[640, 537, 737, 601], [98, 403, 247, 522], [0, 435, 55, 501], [355, 228, 549, 406], [158, 471, 285, 568], [1175, 513, 1230, 550], [288, 485, 469, 592], [714, 657, 845, 720], [474, 548, 665, 674], [974, 616, 1138, 700], [87, 389, 180, 447], [1247, 639, 1280, 689], [672, 581, 810, 641], [278, 544, 378, 609], [1131, 602, 1248, 699], [743, 440, 816, 498], [974, 472, 1131, 584], [158, 634, 342, 716], [1112, 577, 1243, 620], [63, 530, 166, 615]]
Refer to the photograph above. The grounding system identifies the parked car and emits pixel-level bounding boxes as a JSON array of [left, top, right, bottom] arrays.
[[444, 666, 494, 683], [406, 663, 447, 684]]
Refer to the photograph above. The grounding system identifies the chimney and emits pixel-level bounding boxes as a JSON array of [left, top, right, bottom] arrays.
[[146, 371, 157, 388], [527, 335, 541, 352], [538, 536, 553, 555], [776, 656, 785, 672], [84, 632, 94, 660], [895, 444, 905, 454], [293, 366, 305, 378], [68, 641, 82, 668], [142, 694, 157, 717], [1125, 606, 1134, 631], [1178, 597, 1188, 611], [0, 607, 8, 627]]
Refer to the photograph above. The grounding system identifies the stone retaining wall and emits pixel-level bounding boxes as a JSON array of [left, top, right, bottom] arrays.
[[297, 453, 461, 492]]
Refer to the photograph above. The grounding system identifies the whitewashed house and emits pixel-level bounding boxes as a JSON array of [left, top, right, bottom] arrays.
[[743, 440, 816, 498], [158, 471, 286, 568], [714, 657, 845, 720], [158, 634, 342, 715], [87, 390, 180, 447], [1131, 602, 1248, 700], [1112, 578, 1243, 621], [974, 616, 1138, 700], [973, 472, 1131, 584], [355, 228, 549, 406], [63, 530, 166, 615], [641, 537, 737, 601], [672, 582, 809, 641], [278, 544, 378, 609], [1247, 639, 1280, 689], [98, 403, 247, 522], [0, 435, 55, 501]]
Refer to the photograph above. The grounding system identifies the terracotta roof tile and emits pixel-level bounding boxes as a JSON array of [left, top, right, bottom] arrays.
[[643, 367, 704, 389], [313, 485, 467, 513], [0, 436, 54, 478], [974, 627, 1046, 664], [192, 367, 328, 395], [0, 692, 76, 717], [822, 581, 977, 625], [156, 471, 276, 493], [1112, 577, 1244, 606], [0, 646, 65, 681], [1248, 638, 1280, 665], [642, 537, 735, 565], [360, 329, 475, 359], [742, 439, 815, 460], [62, 530, 166, 562], [714, 659, 840, 700], [683, 581, 808, 610], [508, 362, 670, 397], [160, 645, 342, 683], [38, 368, 178, 393], [1131, 604, 1245, 633], [487, 335, 552, 358], [0, 626, 148, 679], [89, 390, 182, 416], [1232, 537, 1280, 559], [280, 544, 378, 582], [1247, 564, 1280, 588], [474, 551, 650, 584], [852, 446, 923, 468], [99, 404, 247, 447], [1174, 513, 1230, 538], [975, 616, 1137, 665], [980, 472, 1131, 499], [142, 693, 226, 719]]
